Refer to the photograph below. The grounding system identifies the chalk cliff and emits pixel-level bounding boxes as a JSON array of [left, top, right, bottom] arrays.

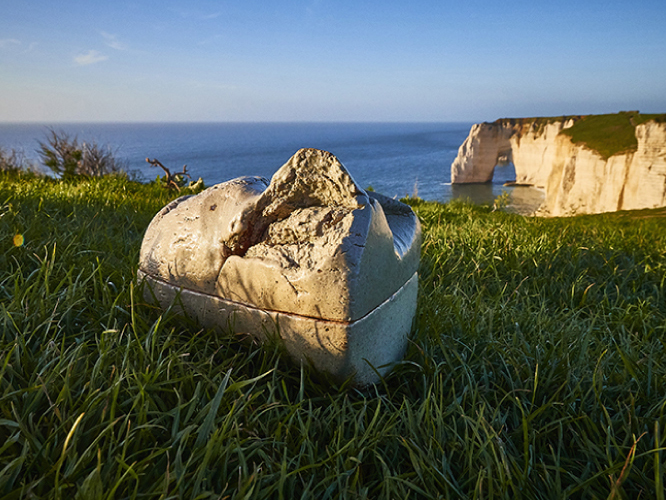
[[451, 115, 666, 216]]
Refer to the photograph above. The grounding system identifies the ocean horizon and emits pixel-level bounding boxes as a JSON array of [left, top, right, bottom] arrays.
[[0, 121, 544, 213]]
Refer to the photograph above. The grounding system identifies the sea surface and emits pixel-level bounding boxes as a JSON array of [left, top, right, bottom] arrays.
[[0, 122, 544, 213]]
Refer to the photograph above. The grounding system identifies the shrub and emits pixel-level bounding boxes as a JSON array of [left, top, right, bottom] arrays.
[[37, 129, 126, 177], [0, 147, 31, 172]]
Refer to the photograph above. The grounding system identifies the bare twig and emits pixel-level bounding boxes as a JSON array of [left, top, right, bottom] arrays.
[[146, 158, 191, 191]]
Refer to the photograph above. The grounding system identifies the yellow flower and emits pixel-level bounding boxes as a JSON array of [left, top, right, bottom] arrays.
[[13, 234, 24, 247]]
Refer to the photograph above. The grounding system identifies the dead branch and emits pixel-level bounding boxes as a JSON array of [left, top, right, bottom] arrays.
[[146, 158, 191, 191]]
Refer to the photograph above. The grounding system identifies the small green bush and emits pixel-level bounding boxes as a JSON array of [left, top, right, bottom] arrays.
[[37, 129, 126, 177], [0, 147, 31, 173]]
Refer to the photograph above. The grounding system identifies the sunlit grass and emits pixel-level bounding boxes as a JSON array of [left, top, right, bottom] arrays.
[[497, 111, 666, 160], [1, 172, 666, 498], [560, 111, 666, 159]]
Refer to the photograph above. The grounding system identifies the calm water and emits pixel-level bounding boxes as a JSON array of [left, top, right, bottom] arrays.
[[0, 122, 543, 213]]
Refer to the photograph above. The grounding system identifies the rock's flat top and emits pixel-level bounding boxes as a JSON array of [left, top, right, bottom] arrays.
[[140, 148, 421, 321]]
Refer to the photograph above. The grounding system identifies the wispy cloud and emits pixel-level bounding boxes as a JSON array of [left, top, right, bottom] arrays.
[[74, 50, 108, 66], [0, 38, 21, 49], [101, 31, 128, 51], [306, 0, 323, 15], [168, 7, 222, 21], [197, 34, 223, 46], [1, 39, 39, 54], [189, 79, 237, 91]]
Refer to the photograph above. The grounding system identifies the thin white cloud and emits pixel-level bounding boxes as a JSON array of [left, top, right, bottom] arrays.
[[197, 34, 223, 46], [306, 0, 322, 15], [189, 80, 237, 91], [0, 38, 21, 48], [74, 50, 108, 66], [101, 31, 128, 51], [168, 7, 222, 20], [0, 39, 39, 54]]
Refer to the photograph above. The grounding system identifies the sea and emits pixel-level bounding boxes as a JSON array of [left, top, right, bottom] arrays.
[[0, 122, 544, 214]]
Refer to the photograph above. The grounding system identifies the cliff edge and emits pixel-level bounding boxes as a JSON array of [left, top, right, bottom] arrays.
[[451, 112, 666, 216]]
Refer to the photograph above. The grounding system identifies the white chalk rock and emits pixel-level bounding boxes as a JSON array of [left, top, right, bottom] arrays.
[[451, 117, 666, 216], [138, 148, 421, 385]]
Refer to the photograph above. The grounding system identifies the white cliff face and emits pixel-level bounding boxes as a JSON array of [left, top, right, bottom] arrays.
[[616, 122, 666, 211], [510, 120, 577, 188], [545, 122, 666, 216], [450, 122, 514, 183], [451, 119, 666, 216]]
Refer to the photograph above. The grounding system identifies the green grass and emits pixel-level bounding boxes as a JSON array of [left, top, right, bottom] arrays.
[[2, 172, 666, 498], [559, 111, 666, 159], [496, 111, 666, 159]]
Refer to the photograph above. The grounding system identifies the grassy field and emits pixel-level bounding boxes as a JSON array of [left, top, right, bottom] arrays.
[[559, 111, 666, 159], [1, 171, 666, 499]]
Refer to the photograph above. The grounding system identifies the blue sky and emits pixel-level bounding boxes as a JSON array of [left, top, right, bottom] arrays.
[[1, 0, 665, 122]]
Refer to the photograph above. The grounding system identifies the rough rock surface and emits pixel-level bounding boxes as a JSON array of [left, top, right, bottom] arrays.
[[451, 119, 666, 216], [139, 148, 421, 385]]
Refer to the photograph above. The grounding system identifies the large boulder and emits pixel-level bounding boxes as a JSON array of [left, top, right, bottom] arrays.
[[138, 148, 421, 385]]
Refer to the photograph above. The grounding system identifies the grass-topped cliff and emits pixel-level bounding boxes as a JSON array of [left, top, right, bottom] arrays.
[[561, 111, 666, 159], [496, 115, 584, 137], [2, 171, 666, 497], [497, 111, 666, 160]]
